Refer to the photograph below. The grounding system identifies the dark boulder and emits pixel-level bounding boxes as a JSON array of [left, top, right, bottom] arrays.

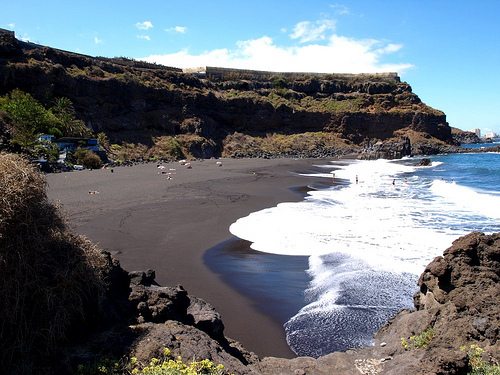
[[416, 158, 432, 166]]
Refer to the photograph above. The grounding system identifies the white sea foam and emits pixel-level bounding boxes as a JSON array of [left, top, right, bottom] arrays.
[[229, 158, 500, 356], [230, 159, 466, 273]]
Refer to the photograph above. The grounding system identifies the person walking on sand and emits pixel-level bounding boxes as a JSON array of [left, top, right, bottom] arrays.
[[356, 175, 358, 184]]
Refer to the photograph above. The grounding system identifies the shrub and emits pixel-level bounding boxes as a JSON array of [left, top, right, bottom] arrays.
[[272, 77, 288, 90], [74, 148, 102, 169], [461, 345, 500, 375], [150, 136, 184, 160], [0, 153, 108, 373], [401, 328, 434, 350], [77, 348, 230, 375]]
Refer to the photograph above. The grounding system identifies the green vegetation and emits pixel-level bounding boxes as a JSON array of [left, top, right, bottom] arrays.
[[272, 77, 288, 90], [50, 96, 92, 138], [77, 348, 230, 375], [72, 148, 103, 169], [150, 136, 184, 160], [322, 97, 365, 113], [0, 89, 53, 150], [0, 89, 91, 155], [461, 345, 500, 375], [401, 328, 435, 350]]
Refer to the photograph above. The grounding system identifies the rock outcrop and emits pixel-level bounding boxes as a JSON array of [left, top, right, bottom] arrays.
[[63, 232, 499, 375], [452, 128, 482, 144]]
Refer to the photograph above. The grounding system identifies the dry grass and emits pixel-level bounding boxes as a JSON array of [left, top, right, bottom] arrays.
[[0, 152, 109, 374]]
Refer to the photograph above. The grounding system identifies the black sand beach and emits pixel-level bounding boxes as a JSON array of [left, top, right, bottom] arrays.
[[46, 157, 328, 358]]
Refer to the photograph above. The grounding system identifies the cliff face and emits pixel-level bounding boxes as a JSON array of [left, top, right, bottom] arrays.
[[0, 31, 455, 159]]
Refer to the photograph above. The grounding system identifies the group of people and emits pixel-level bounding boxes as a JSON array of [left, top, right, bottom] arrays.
[[331, 174, 408, 185]]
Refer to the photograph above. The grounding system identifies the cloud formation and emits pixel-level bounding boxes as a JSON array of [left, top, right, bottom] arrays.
[[94, 36, 103, 44], [137, 35, 151, 41], [166, 26, 187, 34], [290, 19, 336, 43], [140, 34, 413, 74], [136, 21, 153, 30], [330, 4, 350, 15]]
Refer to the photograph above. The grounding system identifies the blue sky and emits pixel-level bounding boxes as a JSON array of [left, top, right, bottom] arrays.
[[2, 1, 499, 135]]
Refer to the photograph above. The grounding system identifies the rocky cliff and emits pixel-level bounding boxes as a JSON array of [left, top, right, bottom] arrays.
[[451, 128, 483, 144], [0, 30, 456, 160]]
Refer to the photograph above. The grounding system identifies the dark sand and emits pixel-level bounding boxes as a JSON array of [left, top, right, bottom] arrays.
[[46, 157, 331, 358]]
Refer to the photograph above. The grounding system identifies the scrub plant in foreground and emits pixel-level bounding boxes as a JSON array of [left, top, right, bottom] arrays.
[[401, 327, 435, 350], [77, 348, 231, 375], [461, 345, 500, 375]]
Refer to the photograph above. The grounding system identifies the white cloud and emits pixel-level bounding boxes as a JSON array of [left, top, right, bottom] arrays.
[[136, 21, 153, 30], [330, 4, 350, 15], [94, 36, 103, 44], [8, 23, 15, 28], [290, 19, 336, 43], [137, 35, 151, 41], [166, 26, 187, 34], [139, 34, 414, 74], [376, 43, 403, 54]]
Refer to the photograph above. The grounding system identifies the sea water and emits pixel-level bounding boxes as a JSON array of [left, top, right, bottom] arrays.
[[225, 148, 500, 358]]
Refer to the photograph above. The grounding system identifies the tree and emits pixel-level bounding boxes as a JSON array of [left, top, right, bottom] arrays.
[[50, 97, 91, 137], [0, 89, 51, 150]]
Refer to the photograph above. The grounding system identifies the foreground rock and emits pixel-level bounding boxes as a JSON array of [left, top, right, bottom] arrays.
[[62, 232, 499, 375]]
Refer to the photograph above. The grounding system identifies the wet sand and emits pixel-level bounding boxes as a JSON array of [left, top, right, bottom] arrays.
[[46, 157, 332, 358]]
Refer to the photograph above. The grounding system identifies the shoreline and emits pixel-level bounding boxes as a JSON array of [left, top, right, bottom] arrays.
[[46, 157, 334, 358]]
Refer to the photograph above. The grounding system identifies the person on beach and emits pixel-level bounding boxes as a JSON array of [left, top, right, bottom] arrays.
[[392, 179, 395, 185], [356, 175, 358, 184]]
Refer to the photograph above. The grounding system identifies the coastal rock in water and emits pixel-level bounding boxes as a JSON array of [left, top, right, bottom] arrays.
[[452, 128, 482, 144], [415, 158, 432, 166], [358, 137, 411, 160]]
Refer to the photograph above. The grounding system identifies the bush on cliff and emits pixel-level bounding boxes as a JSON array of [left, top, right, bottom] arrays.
[[0, 152, 109, 374]]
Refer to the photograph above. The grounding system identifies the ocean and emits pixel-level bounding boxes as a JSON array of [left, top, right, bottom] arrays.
[[205, 141, 500, 358]]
